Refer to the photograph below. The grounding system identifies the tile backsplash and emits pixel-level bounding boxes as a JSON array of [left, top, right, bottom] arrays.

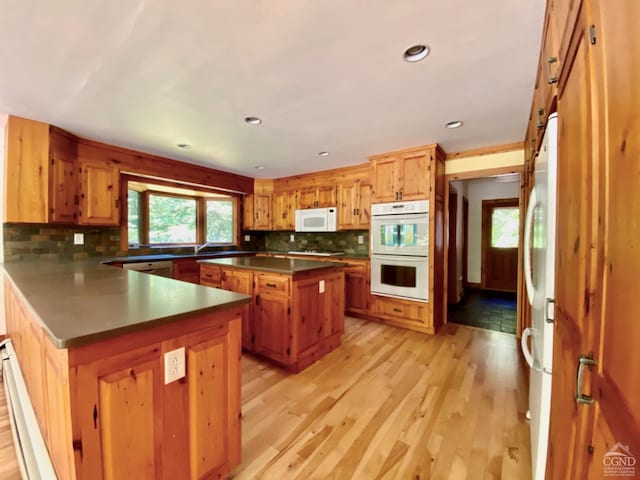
[[264, 230, 369, 256], [3, 223, 124, 262]]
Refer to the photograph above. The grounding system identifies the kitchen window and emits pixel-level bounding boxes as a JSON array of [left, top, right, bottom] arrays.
[[125, 177, 238, 247]]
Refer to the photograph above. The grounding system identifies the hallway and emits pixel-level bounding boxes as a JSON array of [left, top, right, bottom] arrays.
[[448, 289, 517, 334]]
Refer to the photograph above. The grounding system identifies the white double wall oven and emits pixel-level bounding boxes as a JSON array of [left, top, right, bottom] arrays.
[[370, 200, 429, 302]]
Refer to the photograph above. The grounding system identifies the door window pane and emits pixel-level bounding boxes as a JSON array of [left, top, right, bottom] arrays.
[[206, 199, 233, 243], [149, 194, 197, 243], [491, 207, 519, 248]]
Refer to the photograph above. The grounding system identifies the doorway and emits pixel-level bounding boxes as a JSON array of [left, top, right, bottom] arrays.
[[481, 197, 519, 291]]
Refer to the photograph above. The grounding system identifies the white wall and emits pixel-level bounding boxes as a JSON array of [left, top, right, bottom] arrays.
[[0, 113, 7, 334], [466, 176, 520, 284]]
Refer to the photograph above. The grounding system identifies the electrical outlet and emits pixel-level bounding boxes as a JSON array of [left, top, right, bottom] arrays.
[[319, 280, 325, 293], [290, 234, 295, 242], [244, 234, 251, 241], [164, 347, 186, 384], [358, 235, 364, 245], [73, 233, 84, 245]]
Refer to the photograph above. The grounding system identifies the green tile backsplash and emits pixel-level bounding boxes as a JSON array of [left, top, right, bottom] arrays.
[[264, 230, 369, 256]]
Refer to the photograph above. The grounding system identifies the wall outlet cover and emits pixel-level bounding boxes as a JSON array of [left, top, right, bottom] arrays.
[[244, 234, 251, 241], [358, 235, 364, 244], [319, 280, 325, 293], [73, 233, 84, 245], [290, 234, 295, 242], [164, 347, 186, 384]]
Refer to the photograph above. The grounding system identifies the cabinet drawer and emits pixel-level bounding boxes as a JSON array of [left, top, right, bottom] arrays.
[[256, 274, 290, 295], [372, 296, 426, 322], [200, 265, 222, 287]]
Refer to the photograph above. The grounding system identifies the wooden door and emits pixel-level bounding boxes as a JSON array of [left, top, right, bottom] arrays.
[[254, 292, 289, 363], [356, 182, 372, 227], [316, 185, 336, 207], [448, 189, 458, 303], [98, 357, 162, 480], [398, 150, 429, 200], [254, 193, 272, 230], [79, 161, 120, 226], [338, 183, 358, 229], [49, 129, 78, 223], [221, 269, 253, 351], [481, 198, 519, 291], [243, 194, 254, 230], [546, 2, 598, 478], [371, 156, 399, 202]]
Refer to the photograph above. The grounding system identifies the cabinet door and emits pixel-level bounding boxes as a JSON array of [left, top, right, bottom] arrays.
[[316, 185, 336, 207], [254, 193, 272, 230], [221, 269, 253, 351], [98, 357, 162, 480], [272, 190, 296, 230], [323, 273, 345, 336], [297, 187, 317, 209], [295, 280, 324, 354], [345, 267, 368, 314], [49, 129, 78, 223], [371, 156, 399, 202], [79, 161, 120, 226], [398, 150, 429, 200], [200, 264, 222, 287], [173, 258, 200, 284], [356, 182, 372, 227], [338, 183, 358, 229], [254, 293, 290, 364], [243, 194, 254, 230]]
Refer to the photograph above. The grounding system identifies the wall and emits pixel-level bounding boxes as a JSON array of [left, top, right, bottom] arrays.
[[265, 231, 369, 257], [465, 176, 520, 284], [445, 149, 524, 175]]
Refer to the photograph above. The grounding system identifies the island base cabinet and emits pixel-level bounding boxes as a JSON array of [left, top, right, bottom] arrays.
[[254, 291, 290, 364], [5, 278, 242, 480]]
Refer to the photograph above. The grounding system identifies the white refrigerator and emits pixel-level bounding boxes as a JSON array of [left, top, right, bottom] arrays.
[[522, 112, 557, 480]]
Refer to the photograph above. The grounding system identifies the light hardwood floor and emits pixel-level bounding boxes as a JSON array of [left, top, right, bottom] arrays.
[[0, 317, 530, 480], [234, 317, 531, 480]]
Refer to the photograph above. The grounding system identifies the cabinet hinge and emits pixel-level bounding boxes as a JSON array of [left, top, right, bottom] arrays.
[[589, 24, 597, 45]]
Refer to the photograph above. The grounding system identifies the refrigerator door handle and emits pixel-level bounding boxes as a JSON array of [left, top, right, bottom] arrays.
[[520, 327, 542, 372], [524, 186, 538, 306]]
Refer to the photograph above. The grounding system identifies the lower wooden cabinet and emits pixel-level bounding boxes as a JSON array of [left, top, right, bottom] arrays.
[[221, 268, 254, 351], [200, 264, 222, 287], [172, 258, 201, 284], [370, 295, 432, 334], [254, 276, 291, 364], [344, 261, 369, 315]]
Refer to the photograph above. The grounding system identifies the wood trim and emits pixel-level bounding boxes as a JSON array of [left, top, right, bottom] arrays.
[[368, 142, 444, 160], [445, 164, 524, 182], [462, 196, 469, 290], [480, 198, 519, 290], [445, 141, 524, 160], [447, 189, 458, 304], [274, 163, 370, 192]]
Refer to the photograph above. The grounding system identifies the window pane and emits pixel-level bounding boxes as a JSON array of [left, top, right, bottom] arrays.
[[206, 199, 233, 243], [491, 207, 519, 248], [128, 190, 140, 245], [149, 195, 196, 243]]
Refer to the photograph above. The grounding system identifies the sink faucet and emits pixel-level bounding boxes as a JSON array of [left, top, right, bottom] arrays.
[[194, 242, 215, 254]]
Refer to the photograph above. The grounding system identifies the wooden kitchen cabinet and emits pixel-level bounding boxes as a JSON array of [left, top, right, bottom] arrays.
[[243, 193, 254, 230], [338, 181, 371, 229], [78, 159, 120, 226], [5, 117, 80, 224], [370, 147, 431, 202], [254, 273, 291, 364], [297, 185, 337, 209], [272, 189, 297, 230], [344, 260, 369, 315], [370, 295, 430, 331], [200, 264, 222, 287], [221, 268, 254, 350], [254, 193, 272, 230], [173, 258, 200, 284]]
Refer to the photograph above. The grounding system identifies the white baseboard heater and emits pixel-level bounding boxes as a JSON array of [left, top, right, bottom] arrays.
[[0, 339, 57, 479]]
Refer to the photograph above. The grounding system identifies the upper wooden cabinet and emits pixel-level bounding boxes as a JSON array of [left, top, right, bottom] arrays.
[[297, 185, 337, 209], [5, 116, 79, 224], [370, 148, 431, 202], [272, 190, 297, 230], [254, 193, 272, 230], [338, 181, 371, 230], [78, 159, 120, 226], [243, 194, 255, 230]]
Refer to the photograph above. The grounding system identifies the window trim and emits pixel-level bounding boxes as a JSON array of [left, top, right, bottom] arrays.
[[121, 174, 241, 249]]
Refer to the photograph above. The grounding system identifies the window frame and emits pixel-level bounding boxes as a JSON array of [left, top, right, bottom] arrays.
[[122, 174, 240, 249]]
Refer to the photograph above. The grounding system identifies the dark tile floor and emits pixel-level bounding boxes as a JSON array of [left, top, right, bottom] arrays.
[[448, 289, 517, 334]]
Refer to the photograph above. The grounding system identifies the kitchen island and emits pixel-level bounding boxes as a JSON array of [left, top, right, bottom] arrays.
[[2, 261, 251, 480], [199, 257, 345, 372]]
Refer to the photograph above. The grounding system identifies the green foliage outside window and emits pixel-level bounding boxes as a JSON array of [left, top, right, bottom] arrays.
[[149, 195, 197, 243], [128, 190, 140, 245], [491, 207, 519, 248], [206, 200, 233, 243]]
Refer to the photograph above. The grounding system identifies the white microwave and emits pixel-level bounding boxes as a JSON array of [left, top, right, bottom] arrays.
[[295, 207, 338, 232]]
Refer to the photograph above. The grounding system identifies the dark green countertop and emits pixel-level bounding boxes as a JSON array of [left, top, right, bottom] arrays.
[[198, 256, 346, 274], [2, 261, 251, 349], [103, 250, 257, 263]]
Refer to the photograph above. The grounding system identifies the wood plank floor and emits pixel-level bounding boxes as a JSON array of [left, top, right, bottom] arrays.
[[0, 378, 21, 480], [233, 317, 531, 480]]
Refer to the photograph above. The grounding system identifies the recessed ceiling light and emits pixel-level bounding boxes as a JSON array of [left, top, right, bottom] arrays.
[[244, 116, 262, 125], [318, 151, 329, 156], [176, 143, 191, 150], [255, 165, 265, 170], [403, 44, 430, 62], [445, 120, 464, 129]]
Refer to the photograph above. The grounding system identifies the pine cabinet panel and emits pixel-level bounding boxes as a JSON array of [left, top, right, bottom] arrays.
[[254, 291, 290, 364], [79, 160, 120, 226], [254, 193, 272, 230], [243, 194, 254, 230], [338, 182, 371, 230], [371, 156, 399, 202], [371, 150, 430, 202], [272, 190, 297, 230], [49, 129, 79, 223], [200, 264, 222, 287], [344, 264, 369, 315], [221, 269, 254, 350], [298, 186, 336, 209]]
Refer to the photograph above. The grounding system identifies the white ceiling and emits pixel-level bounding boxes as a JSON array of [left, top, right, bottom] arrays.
[[0, 1, 544, 179]]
